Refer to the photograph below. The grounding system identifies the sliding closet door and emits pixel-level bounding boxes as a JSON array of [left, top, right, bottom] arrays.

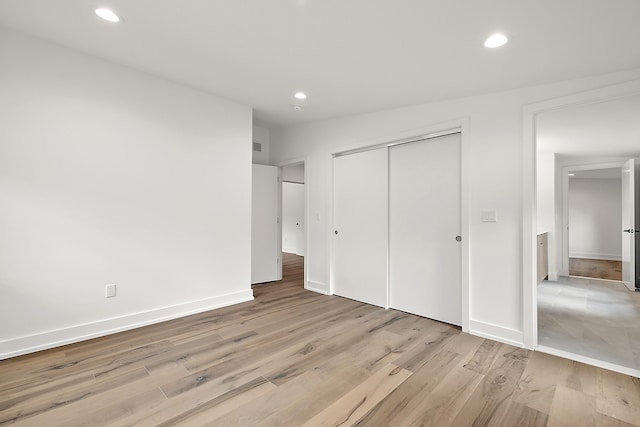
[[333, 148, 388, 307], [389, 134, 461, 325]]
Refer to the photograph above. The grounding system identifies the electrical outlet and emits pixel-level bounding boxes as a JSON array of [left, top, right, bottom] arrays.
[[105, 284, 117, 298]]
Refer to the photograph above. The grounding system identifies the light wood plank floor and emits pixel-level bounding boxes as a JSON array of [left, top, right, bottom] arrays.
[[569, 258, 622, 281], [2, 253, 640, 426]]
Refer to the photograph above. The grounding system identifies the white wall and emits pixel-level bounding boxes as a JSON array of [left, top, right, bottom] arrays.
[[270, 68, 640, 346], [252, 125, 271, 164], [555, 156, 628, 276], [0, 29, 253, 359], [569, 178, 622, 260], [537, 150, 559, 279], [282, 164, 305, 183]]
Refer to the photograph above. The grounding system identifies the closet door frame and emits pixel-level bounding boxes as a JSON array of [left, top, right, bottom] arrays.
[[329, 121, 470, 333]]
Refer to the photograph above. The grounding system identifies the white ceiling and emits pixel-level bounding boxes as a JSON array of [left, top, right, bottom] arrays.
[[1, 1, 640, 128]]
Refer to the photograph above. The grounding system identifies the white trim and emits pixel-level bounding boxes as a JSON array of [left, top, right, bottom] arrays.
[[569, 252, 622, 261], [536, 345, 640, 379], [568, 275, 621, 284], [386, 148, 390, 309], [329, 118, 467, 157], [334, 128, 461, 157], [548, 271, 559, 282], [522, 103, 537, 349], [329, 152, 336, 296], [274, 156, 306, 169], [459, 120, 471, 333], [0, 290, 254, 360], [469, 320, 524, 348], [522, 79, 640, 350], [305, 280, 330, 295]]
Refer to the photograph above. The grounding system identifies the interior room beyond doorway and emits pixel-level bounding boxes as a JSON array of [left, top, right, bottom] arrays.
[[567, 167, 623, 281], [534, 92, 640, 377]]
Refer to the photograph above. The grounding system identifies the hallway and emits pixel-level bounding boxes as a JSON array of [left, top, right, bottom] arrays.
[[538, 276, 640, 371]]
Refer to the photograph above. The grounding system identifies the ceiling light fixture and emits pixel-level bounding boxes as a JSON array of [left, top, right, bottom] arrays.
[[484, 33, 508, 48], [294, 92, 307, 100], [95, 8, 121, 23], [568, 173, 575, 177]]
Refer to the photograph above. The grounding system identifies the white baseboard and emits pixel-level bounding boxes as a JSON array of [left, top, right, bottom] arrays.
[[569, 252, 622, 261], [282, 247, 297, 254], [469, 320, 524, 348], [548, 271, 559, 281], [0, 289, 254, 360], [305, 280, 329, 295]]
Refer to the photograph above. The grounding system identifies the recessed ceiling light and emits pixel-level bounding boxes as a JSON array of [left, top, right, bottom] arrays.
[[568, 173, 575, 177], [294, 92, 307, 100], [95, 8, 120, 23], [484, 33, 508, 48]]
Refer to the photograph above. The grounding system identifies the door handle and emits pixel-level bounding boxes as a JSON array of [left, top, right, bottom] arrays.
[[623, 229, 639, 233], [335, 230, 339, 235]]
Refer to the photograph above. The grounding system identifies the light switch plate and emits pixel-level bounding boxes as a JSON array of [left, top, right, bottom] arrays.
[[481, 209, 497, 222], [106, 284, 117, 298]]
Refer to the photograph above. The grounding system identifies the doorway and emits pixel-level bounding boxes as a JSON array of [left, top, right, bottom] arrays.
[[281, 162, 306, 289], [528, 88, 640, 375], [282, 163, 305, 257]]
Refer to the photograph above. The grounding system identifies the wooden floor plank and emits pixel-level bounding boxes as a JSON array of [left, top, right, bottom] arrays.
[[512, 351, 565, 414], [548, 385, 598, 427], [301, 363, 412, 427], [400, 358, 484, 427], [449, 345, 530, 426], [570, 257, 622, 281], [495, 401, 549, 427], [596, 369, 640, 426], [353, 350, 465, 426], [154, 377, 276, 427]]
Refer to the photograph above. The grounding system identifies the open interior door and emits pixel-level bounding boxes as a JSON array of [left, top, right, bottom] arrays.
[[621, 158, 639, 291], [251, 164, 282, 284], [282, 182, 305, 256]]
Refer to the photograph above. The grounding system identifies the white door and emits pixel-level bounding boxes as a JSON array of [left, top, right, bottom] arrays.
[[251, 164, 282, 284], [622, 158, 638, 291], [283, 182, 305, 256], [389, 133, 461, 325], [333, 148, 388, 307]]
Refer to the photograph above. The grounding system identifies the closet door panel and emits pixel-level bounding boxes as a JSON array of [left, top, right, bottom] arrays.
[[389, 134, 461, 325], [333, 148, 388, 307]]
